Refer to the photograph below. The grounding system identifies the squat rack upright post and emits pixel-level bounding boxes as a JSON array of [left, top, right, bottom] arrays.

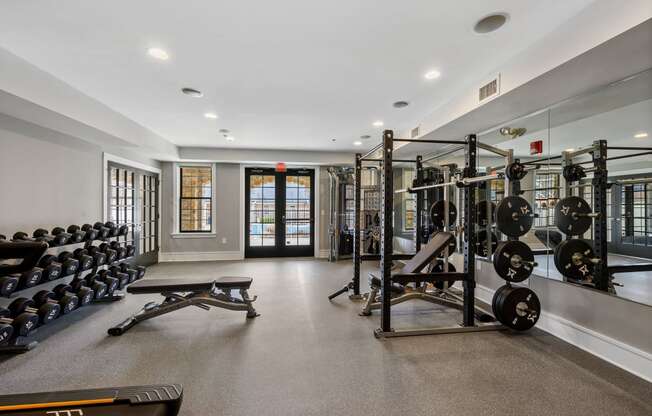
[[352, 153, 362, 298]]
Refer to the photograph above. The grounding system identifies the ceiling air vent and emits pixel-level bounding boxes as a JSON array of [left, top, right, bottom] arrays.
[[411, 126, 420, 139], [478, 74, 500, 103]]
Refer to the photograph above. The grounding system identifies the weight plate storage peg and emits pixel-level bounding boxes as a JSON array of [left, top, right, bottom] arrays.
[[554, 239, 597, 281], [493, 241, 536, 283], [492, 285, 540, 331], [554, 196, 593, 236], [429, 200, 457, 230], [496, 196, 535, 237]]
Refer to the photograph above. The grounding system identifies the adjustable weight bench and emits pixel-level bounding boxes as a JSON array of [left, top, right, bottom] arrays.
[[108, 277, 259, 336]]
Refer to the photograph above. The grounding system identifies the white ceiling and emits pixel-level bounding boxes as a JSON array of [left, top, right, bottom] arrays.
[[0, 0, 596, 151]]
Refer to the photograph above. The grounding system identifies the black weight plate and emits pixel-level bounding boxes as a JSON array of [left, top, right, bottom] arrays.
[[429, 260, 456, 289], [554, 196, 592, 236], [477, 200, 496, 226], [429, 200, 457, 230], [554, 239, 595, 281], [492, 285, 510, 323], [500, 286, 540, 331], [493, 241, 535, 283], [496, 196, 534, 237], [475, 230, 498, 257]]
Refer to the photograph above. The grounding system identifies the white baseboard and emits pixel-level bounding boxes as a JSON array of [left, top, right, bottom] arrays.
[[476, 284, 652, 382], [159, 251, 243, 262], [318, 249, 330, 259]]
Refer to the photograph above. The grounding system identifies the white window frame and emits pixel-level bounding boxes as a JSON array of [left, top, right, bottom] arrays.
[[172, 162, 217, 238]]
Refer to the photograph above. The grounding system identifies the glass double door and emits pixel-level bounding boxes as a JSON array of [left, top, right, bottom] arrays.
[[245, 168, 314, 258], [107, 162, 159, 266]]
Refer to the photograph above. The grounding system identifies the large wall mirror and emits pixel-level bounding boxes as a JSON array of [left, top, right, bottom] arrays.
[[480, 68, 652, 306]]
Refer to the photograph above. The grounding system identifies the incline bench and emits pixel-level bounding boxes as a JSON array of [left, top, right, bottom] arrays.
[[108, 277, 259, 336], [361, 232, 457, 315]]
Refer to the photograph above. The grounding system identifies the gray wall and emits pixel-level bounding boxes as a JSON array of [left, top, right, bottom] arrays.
[[0, 116, 160, 237], [160, 162, 241, 253], [476, 262, 652, 354], [160, 163, 329, 256]]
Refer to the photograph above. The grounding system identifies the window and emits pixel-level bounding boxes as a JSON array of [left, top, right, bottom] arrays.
[[402, 169, 416, 231], [489, 179, 505, 205], [179, 166, 213, 232], [622, 182, 650, 246], [533, 172, 560, 228]]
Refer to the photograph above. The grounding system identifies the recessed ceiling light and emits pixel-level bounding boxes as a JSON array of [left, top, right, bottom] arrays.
[[564, 148, 574, 152], [204, 113, 218, 119], [424, 70, 441, 80], [634, 132, 648, 138], [360, 135, 371, 140], [331, 138, 337, 142], [181, 88, 203, 98], [372, 120, 384, 127], [147, 47, 169, 60], [393, 101, 409, 108], [225, 136, 235, 142], [474, 13, 509, 34], [218, 129, 230, 134], [353, 141, 362, 146]]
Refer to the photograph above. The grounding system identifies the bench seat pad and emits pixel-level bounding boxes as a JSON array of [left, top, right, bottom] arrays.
[[127, 276, 252, 294]]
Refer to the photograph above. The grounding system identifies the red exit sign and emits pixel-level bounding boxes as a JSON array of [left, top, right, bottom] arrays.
[[530, 140, 543, 155]]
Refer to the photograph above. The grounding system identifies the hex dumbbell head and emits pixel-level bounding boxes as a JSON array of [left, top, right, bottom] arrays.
[[0, 276, 19, 296]]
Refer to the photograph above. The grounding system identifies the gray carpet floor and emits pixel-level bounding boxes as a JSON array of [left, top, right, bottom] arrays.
[[1, 258, 651, 416]]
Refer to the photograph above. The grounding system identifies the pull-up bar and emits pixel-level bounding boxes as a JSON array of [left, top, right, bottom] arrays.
[[395, 173, 503, 194], [393, 138, 467, 145]]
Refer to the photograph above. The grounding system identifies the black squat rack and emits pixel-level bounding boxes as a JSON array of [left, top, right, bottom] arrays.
[[357, 130, 507, 337]]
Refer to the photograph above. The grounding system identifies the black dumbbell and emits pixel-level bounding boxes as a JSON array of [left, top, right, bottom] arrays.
[[93, 222, 112, 239], [90, 272, 119, 296], [12, 267, 43, 289], [51, 227, 72, 245], [72, 275, 107, 300], [38, 255, 64, 281], [104, 222, 119, 237], [135, 265, 146, 279], [72, 248, 94, 271], [65, 225, 89, 243], [109, 241, 128, 259], [80, 224, 101, 241], [53, 283, 88, 309], [57, 252, 80, 276], [12, 231, 37, 242], [65, 279, 97, 305], [0, 319, 13, 344], [33, 228, 68, 247], [33, 290, 78, 315], [0, 307, 39, 338], [114, 265, 137, 284], [0, 275, 19, 297], [86, 246, 107, 267], [125, 244, 136, 257], [98, 243, 118, 263], [8, 297, 60, 325], [104, 268, 130, 290], [118, 225, 129, 236]]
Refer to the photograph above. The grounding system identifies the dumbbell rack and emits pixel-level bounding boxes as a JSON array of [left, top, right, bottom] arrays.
[[0, 234, 138, 354]]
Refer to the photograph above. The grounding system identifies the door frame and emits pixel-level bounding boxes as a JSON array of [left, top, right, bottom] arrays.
[[240, 165, 320, 259]]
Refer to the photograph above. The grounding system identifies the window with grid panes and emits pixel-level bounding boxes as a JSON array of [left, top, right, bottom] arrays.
[[533, 172, 560, 227], [109, 167, 136, 252], [622, 183, 650, 246], [140, 173, 159, 254], [179, 167, 212, 232], [403, 169, 416, 231]]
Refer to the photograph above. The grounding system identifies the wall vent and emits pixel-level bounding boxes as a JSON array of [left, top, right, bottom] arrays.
[[479, 74, 500, 102], [410, 126, 420, 139]]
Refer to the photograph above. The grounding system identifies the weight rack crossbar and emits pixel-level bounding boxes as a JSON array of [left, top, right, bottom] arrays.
[[393, 138, 467, 145]]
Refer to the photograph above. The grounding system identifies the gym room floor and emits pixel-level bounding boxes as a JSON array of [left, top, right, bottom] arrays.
[[0, 259, 650, 416]]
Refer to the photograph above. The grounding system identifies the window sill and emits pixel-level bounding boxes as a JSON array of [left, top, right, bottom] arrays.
[[171, 233, 217, 239]]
